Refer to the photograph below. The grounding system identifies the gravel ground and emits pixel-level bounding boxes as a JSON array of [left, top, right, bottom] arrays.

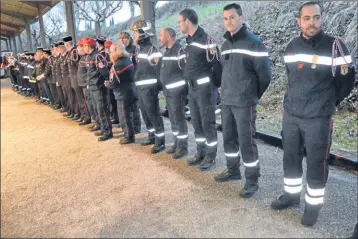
[[1, 79, 357, 238]]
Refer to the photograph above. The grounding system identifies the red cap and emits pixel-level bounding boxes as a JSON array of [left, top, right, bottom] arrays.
[[82, 37, 96, 46], [104, 40, 113, 47]]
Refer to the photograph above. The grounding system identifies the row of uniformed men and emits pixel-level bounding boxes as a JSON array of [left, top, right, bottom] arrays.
[[7, 2, 357, 231]]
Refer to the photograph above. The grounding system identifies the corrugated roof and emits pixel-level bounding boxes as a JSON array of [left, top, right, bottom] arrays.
[[0, 0, 59, 39]]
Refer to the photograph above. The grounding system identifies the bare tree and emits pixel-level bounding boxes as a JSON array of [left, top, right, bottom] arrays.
[[74, 1, 124, 36]]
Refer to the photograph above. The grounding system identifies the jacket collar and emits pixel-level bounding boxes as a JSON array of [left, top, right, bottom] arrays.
[[223, 24, 248, 42], [300, 30, 324, 46], [186, 26, 205, 44]]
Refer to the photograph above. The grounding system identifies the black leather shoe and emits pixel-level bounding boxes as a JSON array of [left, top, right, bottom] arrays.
[[199, 158, 215, 171], [161, 109, 169, 117], [172, 148, 188, 159], [301, 204, 321, 227], [166, 145, 177, 154], [98, 132, 113, 141], [89, 124, 101, 132], [214, 169, 241, 182], [66, 114, 74, 118], [63, 112, 71, 117], [119, 137, 135, 144], [79, 118, 91, 126], [187, 152, 205, 166], [151, 144, 165, 154], [271, 193, 300, 210], [72, 114, 80, 120], [140, 138, 155, 146], [94, 130, 104, 136], [239, 181, 259, 198], [76, 117, 84, 122], [111, 119, 119, 124], [215, 124, 222, 131]]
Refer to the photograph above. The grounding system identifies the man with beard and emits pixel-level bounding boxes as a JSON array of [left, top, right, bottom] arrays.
[[119, 31, 141, 134], [178, 9, 222, 171], [158, 27, 189, 159], [270, 1, 355, 227]]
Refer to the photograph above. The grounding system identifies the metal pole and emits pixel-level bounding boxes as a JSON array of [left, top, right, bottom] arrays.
[[12, 36, 18, 55], [9, 38, 13, 52], [64, 0, 76, 41], [140, 0, 157, 44], [17, 35, 24, 52], [37, 2, 47, 48], [5, 40, 10, 51], [25, 20, 34, 51]]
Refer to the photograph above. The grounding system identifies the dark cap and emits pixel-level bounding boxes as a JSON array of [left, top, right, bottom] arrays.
[[43, 49, 52, 55], [96, 36, 106, 44], [36, 47, 44, 51], [57, 41, 65, 46], [62, 36, 73, 42]]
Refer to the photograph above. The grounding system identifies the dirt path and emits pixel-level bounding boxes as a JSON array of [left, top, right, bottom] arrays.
[[1, 81, 357, 238]]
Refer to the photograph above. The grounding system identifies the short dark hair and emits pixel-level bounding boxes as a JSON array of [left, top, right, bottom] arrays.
[[165, 27, 176, 39], [179, 9, 198, 25], [298, 1, 322, 17], [223, 3, 243, 16]]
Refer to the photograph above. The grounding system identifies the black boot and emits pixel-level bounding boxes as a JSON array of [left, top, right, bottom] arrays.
[[172, 148, 188, 159], [271, 192, 300, 210], [72, 114, 80, 121], [151, 143, 165, 154], [199, 157, 215, 171], [89, 124, 101, 132], [119, 136, 135, 144], [239, 180, 259, 198], [166, 145, 177, 154], [79, 118, 91, 126], [301, 204, 321, 227], [98, 131, 113, 141], [94, 130, 104, 136], [187, 152, 205, 166], [141, 137, 155, 146], [215, 168, 242, 182]]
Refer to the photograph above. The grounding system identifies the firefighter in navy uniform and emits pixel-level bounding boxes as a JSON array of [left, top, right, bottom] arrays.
[[83, 37, 112, 141], [119, 31, 142, 134], [214, 4, 271, 198], [54, 42, 68, 113], [40, 49, 55, 105], [270, 2, 356, 227], [178, 9, 222, 171], [158, 27, 189, 159], [106, 42, 138, 144], [76, 39, 93, 126], [130, 20, 165, 154], [47, 45, 61, 109], [62, 36, 80, 120]]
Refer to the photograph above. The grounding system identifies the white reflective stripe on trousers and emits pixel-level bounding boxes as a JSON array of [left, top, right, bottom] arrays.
[[305, 194, 324, 205], [177, 135, 188, 139], [284, 177, 303, 186], [165, 80, 186, 89], [307, 185, 325, 197], [205, 141, 217, 147], [135, 79, 157, 86], [243, 160, 259, 167], [155, 132, 165, 137], [148, 128, 155, 133], [284, 185, 302, 194], [197, 77, 210, 85], [225, 151, 240, 157], [172, 132, 179, 136], [196, 138, 206, 143]]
